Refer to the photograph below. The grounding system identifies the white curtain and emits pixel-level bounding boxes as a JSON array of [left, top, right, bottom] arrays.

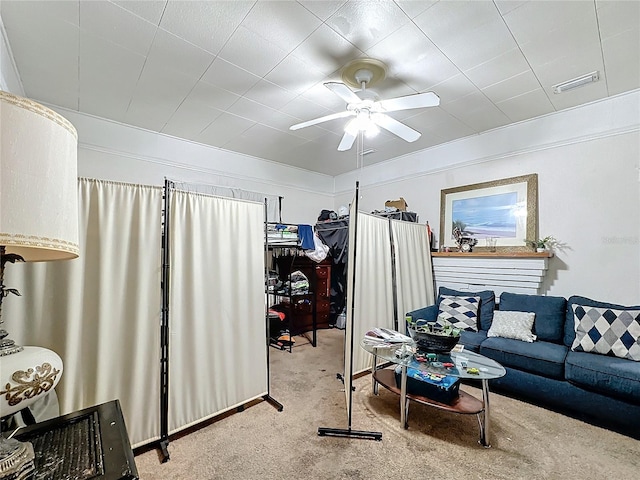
[[346, 212, 396, 378], [167, 190, 267, 434], [391, 220, 435, 333], [5, 178, 163, 448], [170, 181, 281, 222]]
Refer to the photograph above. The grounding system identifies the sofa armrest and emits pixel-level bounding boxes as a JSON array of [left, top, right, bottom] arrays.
[[406, 305, 438, 322]]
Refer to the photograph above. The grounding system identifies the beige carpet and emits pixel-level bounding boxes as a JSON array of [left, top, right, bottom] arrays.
[[135, 328, 640, 479]]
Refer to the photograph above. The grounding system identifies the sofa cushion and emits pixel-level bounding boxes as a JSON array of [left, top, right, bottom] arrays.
[[571, 305, 640, 361], [480, 337, 567, 380], [459, 330, 487, 353], [488, 311, 537, 343], [438, 286, 495, 331], [565, 350, 640, 404], [438, 295, 480, 331], [499, 292, 566, 343], [565, 296, 640, 347]]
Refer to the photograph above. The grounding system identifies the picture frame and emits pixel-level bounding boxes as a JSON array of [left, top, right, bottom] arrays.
[[439, 174, 538, 252]]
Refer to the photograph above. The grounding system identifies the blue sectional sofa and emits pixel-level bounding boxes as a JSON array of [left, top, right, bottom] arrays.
[[407, 287, 640, 438]]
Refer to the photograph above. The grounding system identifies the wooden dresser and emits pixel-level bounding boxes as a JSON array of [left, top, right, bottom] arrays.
[[274, 255, 332, 334]]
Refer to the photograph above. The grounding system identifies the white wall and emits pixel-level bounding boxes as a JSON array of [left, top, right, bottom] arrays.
[[53, 108, 334, 224], [334, 92, 640, 305]]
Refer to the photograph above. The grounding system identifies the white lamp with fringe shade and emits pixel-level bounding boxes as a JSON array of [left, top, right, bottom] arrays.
[[0, 91, 79, 480]]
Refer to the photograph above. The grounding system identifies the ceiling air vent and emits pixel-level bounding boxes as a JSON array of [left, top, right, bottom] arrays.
[[552, 71, 599, 94]]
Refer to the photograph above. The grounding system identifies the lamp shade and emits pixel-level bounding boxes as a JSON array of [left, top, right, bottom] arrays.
[[0, 91, 79, 261]]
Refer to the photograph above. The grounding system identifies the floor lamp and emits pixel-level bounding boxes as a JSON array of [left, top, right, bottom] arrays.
[[0, 91, 79, 479]]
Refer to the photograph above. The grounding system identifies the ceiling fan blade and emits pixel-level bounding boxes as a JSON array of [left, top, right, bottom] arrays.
[[290, 110, 355, 130], [324, 82, 362, 104], [371, 113, 421, 142], [375, 91, 440, 112], [337, 131, 357, 151]]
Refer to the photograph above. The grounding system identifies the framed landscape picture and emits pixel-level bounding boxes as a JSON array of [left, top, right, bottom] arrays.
[[439, 174, 538, 252]]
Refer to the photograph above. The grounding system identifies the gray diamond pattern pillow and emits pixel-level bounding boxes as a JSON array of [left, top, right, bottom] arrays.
[[571, 305, 640, 361], [437, 295, 480, 331], [487, 311, 537, 342]]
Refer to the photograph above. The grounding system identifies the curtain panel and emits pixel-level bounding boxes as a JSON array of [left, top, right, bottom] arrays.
[[5, 178, 164, 447], [391, 220, 435, 332], [167, 190, 267, 434]]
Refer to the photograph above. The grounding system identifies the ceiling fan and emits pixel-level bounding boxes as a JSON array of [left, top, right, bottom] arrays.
[[290, 59, 440, 152]]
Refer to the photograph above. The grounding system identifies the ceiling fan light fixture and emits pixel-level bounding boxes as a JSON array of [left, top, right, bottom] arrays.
[[552, 71, 599, 94]]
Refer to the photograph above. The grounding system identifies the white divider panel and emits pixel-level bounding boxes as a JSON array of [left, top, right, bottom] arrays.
[[349, 212, 396, 377], [432, 255, 550, 298], [391, 221, 435, 332], [5, 178, 164, 448], [168, 191, 267, 434]]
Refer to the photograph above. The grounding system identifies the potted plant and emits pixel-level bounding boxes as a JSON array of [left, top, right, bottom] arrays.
[[525, 236, 556, 252]]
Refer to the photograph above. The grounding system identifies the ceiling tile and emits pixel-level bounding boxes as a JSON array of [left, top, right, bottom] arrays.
[[406, 108, 476, 141], [259, 109, 303, 133], [502, 0, 594, 46], [159, 1, 254, 54], [428, 74, 478, 105], [325, 0, 409, 51], [79, 1, 157, 56], [112, 0, 167, 25], [465, 48, 531, 90], [187, 81, 241, 111], [435, 17, 518, 71], [243, 79, 298, 110], [494, 1, 528, 16], [394, 0, 438, 19], [367, 22, 459, 91], [144, 28, 215, 78], [300, 82, 348, 110], [602, 29, 640, 95], [217, 25, 289, 77], [227, 97, 279, 124], [289, 24, 363, 76], [197, 112, 255, 147], [264, 54, 329, 95], [79, 32, 146, 117], [481, 70, 543, 104], [596, 0, 640, 39], [414, 0, 501, 45], [441, 90, 500, 122], [297, 1, 347, 21], [279, 96, 334, 124], [495, 88, 555, 123], [0, 0, 79, 26], [161, 101, 223, 140], [124, 96, 178, 132], [241, 1, 322, 53], [200, 58, 261, 96], [127, 63, 200, 120], [3, 0, 637, 177], [460, 103, 511, 133]]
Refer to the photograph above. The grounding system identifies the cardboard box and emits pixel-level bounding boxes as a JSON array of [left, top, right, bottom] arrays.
[[385, 197, 408, 211]]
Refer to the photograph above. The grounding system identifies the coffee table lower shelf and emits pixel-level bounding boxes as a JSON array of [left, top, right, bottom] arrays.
[[372, 369, 484, 424]]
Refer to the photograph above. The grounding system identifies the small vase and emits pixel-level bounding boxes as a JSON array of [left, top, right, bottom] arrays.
[[536, 247, 545, 253]]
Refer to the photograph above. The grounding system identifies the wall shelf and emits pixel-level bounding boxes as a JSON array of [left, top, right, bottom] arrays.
[[432, 251, 553, 258]]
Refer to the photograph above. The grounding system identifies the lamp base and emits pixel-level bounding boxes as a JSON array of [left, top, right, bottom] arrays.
[[0, 437, 35, 480], [0, 329, 23, 356]]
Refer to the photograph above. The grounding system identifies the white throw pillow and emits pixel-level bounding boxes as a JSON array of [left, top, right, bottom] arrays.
[[487, 311, 537, 342]]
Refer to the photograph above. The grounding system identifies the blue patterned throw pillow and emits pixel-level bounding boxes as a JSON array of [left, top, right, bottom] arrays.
[[437, 295, 480, 332], [571, 305, 640, 361]]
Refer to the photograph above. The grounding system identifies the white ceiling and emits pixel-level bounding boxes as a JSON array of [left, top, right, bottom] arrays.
[[2, 0, 639, 176]]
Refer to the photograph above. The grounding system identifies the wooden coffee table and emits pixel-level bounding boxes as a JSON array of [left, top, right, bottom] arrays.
[[361, 339, 506, 447]]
